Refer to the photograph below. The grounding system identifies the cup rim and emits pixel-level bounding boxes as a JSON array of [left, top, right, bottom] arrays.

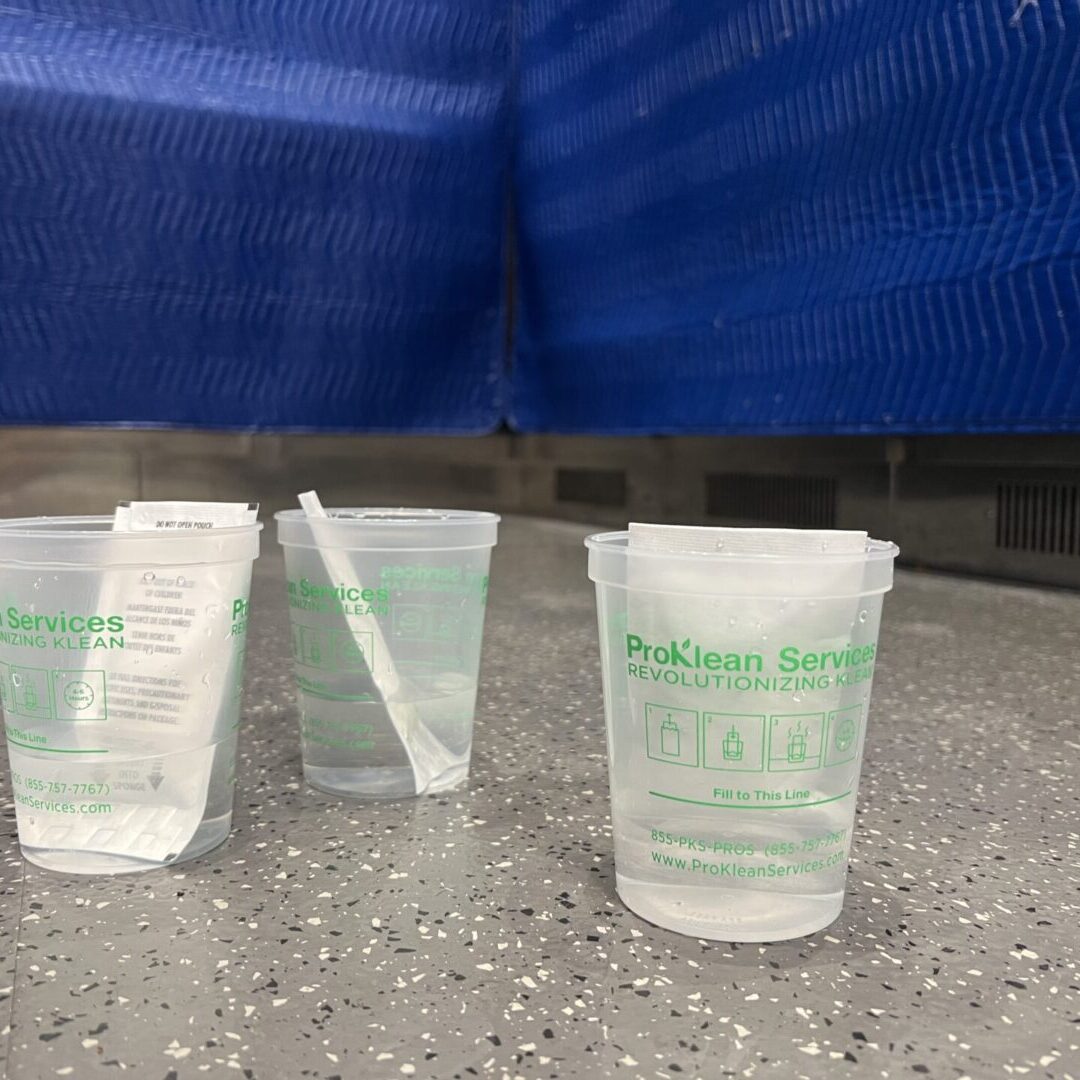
[[274, 508, 500, 527], [585, 530, 899, 563], [0, 515, 263, 540]]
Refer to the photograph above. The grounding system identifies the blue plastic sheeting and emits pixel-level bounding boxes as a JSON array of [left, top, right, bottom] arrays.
[[513, 0, 1080, 434], [0, 1, 509, 431], [3, 2, 1080, 435]]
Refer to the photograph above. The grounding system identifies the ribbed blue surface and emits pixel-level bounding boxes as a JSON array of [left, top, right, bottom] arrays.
[[2, 2, 1079, 433], [514, 0, 1080, 433], [0, 1, 509, 430]]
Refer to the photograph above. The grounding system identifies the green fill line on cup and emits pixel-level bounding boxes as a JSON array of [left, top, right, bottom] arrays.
[[5, 737, 108, 754], [648, 789, 852, 810], [299, 689, 377, 703]]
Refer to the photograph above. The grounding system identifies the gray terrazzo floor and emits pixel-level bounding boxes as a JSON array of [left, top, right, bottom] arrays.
[[0, 515, 1077, 1080]]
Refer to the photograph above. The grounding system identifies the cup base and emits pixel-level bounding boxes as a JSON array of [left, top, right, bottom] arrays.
[[19, 811, 232, 876], [616, 874, 844, 942], [304, 762, 468, 800]]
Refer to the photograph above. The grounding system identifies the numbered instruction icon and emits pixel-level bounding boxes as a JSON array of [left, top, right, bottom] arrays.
[[53, 669, 107, 721], [8, 666, 52, 720], [767, 713, 825, 772], [292, 624, 373, 672], [703, 713, 766, 772], [645, 704, 700, 768], [824, 705, 862, 767]]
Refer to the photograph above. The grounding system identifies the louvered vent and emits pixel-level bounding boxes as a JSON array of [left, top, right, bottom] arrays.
[[996, 481, 1080, 555]]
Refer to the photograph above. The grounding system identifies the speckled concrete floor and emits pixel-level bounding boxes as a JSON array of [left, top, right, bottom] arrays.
[[0, 516, 1077, 1080]]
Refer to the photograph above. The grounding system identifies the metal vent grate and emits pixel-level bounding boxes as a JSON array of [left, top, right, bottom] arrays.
[[996, 481, 1080, 555], [706, 473, 837, 528], [556, 467, 626, 507]]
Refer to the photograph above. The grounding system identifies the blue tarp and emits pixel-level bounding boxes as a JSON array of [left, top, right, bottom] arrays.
[[513, 0, 1080, 433], [0, 0, 510, 431], [1, 1, 1078, 433]]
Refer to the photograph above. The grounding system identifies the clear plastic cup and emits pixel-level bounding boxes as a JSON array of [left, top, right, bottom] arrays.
[[275, 508, 499, 799], [0, 516, 261, 874], [586, 531, 898, 941]]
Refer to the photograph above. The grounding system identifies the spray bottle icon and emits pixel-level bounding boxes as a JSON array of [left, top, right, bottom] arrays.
[[660, 714, 681, 757], [787, 722, 807, 763], [722, 725, 744, 761]]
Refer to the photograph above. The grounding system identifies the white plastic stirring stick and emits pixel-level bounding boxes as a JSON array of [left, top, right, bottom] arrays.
[[297, 491, 453, 794]]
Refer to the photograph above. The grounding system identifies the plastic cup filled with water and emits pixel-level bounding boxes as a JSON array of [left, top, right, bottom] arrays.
[[275, 504, 499, 799], [0, 516, 261, 873], [586, 524, 898, 941]]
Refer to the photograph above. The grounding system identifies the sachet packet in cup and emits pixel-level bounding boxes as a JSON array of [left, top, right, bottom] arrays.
[[12, 502, 260, 865], [626, 523, 871, 703]]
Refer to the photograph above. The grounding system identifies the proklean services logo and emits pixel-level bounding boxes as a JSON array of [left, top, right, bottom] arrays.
[[626, 634, 763, 673], [625, 633, 876, 692]]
